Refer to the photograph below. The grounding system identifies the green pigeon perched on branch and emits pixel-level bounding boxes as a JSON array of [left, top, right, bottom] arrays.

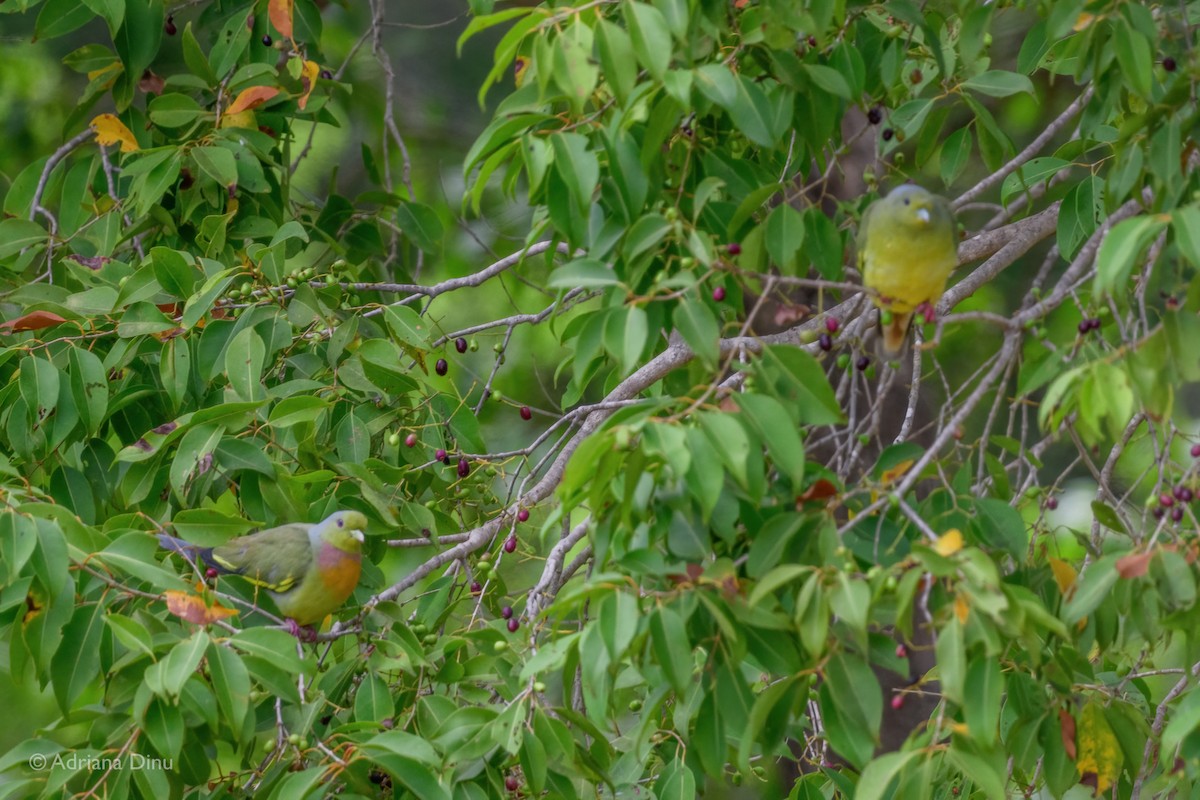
[[159, 510, 367, 638], [857, 184, 959, 357]]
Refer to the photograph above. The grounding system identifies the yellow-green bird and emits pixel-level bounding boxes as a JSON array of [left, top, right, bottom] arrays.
[[159, 510, 367, 637], [857, 184, 958, 357]]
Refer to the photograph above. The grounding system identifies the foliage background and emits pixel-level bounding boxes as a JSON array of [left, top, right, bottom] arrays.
[[0, 0, 1199, 799]]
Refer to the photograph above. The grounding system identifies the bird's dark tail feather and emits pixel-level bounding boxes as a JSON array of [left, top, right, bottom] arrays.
[[158, 533, 218, 570]]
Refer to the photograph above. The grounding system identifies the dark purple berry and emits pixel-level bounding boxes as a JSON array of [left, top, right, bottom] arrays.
[[867, 107, 882, 125], [712, 286, 726, 302], [825, 317, 840, 334], [455, 337, 468, 353], [1045, 497, 1058, 511], [405, 433, 417, 447], [1164, 57, 1177, 72], [501, 606, 513, 619], [505, 776, 520, 792], [435, 358, 448, 376], [1177, 487, 1194, 503], [726, 243, 742, 255], [855, 355, 870, 371], [1172, 506, 1185, 523], [507, 618, 520, 632], [818, 332, 833, 352], [435, 448, 447, 462], [1088, 317, 1101, 330], [457, 457, 470, 478], [1153, 507, 1165, 519], [262, 34, 273, 46], [807, 35, 817, 47], [520, 406, 532, 421], [1078, 320, 1091, 335], [320, 69, 333, 80], [504, 536, 517, 553], [1160, 493, 1175, 508], [910, 68, 923, 84], [517, 508, 530, 522], [165, 16, 177, 35], [471, 581, 483, 594], [882, 128, 894, 141]]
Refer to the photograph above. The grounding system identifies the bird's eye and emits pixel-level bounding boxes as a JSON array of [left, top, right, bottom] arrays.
[[903, 198, 910, 205], [337, 519, 344, 527]]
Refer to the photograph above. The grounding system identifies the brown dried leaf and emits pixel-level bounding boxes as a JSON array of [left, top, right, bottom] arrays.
[[1059, 707, 1077, 760], [268, 0, 294, 39], [1116, 550, 1153, 579]]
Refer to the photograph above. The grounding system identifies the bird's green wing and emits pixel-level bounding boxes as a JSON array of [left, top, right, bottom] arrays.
[[210, 523, 314, 593], [856, 199, 877, 272]]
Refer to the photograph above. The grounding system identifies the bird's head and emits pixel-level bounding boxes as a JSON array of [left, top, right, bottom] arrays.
[[885, 184, 940, 227], [321, 510, 368, 549]]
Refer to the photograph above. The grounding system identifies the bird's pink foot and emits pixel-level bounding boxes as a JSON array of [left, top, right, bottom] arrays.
[[915, 301, 936, 324], [285, 619, 318, 642]]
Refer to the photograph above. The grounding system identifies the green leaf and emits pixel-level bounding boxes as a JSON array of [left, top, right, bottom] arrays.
[[553, 22, 599, 115], [855, 751, 922, 800], [224, 328, 266, 402], [151, 247, 198, 298], [1090, 500, 1128, 535], [35, 0, 95, 40], [49, 602, 105, 713], [935, 619, 965, 705], [191, 146, 238, 187], [651, 605, 694, 692], [355, 672, 394, 723], [548, 258, 622, 289], [1113, 19, 1153, 99], [624, 213, 672, 262], [1000, 157, 1069, 206], [207, 642, 252, 736], [733, 394, 805, 488], [763, 203, 805, 274], [730, 77, 793, 148], [596, 20, 637, 106], [182, 22, 218, 86], [964, 657, 1004, 746], [396, 201, 444, 252], [1094, 214, 1169, 297], [673, 299, 719, 366], [694, 63, 738, 109], [803, 64, 851, 98], [961, 70, 1035, 97], [0, 219, 48, 260], [19, 355, 60, 423], [755, 345, 843, 425], [269, 396, 331, 428], [623, 0, 672, 80], [549, 132, 599, 212], [148, 93, 205, 128]]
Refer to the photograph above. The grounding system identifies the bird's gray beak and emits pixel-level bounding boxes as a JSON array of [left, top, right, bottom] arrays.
[[916, 207, 931, 224], [351, 529, 365, 543]]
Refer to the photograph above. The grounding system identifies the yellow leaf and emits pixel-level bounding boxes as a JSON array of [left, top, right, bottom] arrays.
[[269, 0, 294, 39], [934, 528, 963, 557], [1073, 12, 1097, 31], [164, 589, 239, 625], [91, 113, 139, 153], [1048, 556, 1077, 595], [1075, 700, 1122, 794], [880, 459, 914, 486], [297, 60, 320, 110], [954, 593, 970, 624]]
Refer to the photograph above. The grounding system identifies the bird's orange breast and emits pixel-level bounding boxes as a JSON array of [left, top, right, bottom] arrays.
[[317, 545, 362, 605]]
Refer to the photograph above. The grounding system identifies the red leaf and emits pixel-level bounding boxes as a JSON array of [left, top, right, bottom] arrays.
[[0, 311, 68, 332], [268, 0, 294, 39], [1059, 708, 1077, 760], [1116, 550, 1153, 579], [227, 86, 280, 115]]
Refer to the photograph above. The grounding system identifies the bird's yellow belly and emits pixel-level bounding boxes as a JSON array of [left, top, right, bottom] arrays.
[[864, 242, 956, 313]]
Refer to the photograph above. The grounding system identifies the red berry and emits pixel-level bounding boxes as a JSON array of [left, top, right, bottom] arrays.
[[435, 448, 447, 462], [435, 358, 448, 376], [504, 536, 517, 553], [1191, 444, 1200, 458], [910, 68, 923, 84], [457, 457, 470, 478], [471, 581, 483, 594], [505, 776, 520, 792], [1160, 493, 1175, 508], [507, 618, 520, 632], [818, 333, 833, 352], [405, 433, 417, 447], [712, 286, 726, 302], [517, 508, 530, 522], [520, 406, 532, 421], [891, 694, 904, 710], [1045, 497, 1058, 511], [206, 567, 218, 579], [895, 644, 907, 659], [726, 242, 742, 255], [502, 606, 514, 619], [825, 317, 839, 334], [807, 35, 817, 47], [455, 337, 468, 353]]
